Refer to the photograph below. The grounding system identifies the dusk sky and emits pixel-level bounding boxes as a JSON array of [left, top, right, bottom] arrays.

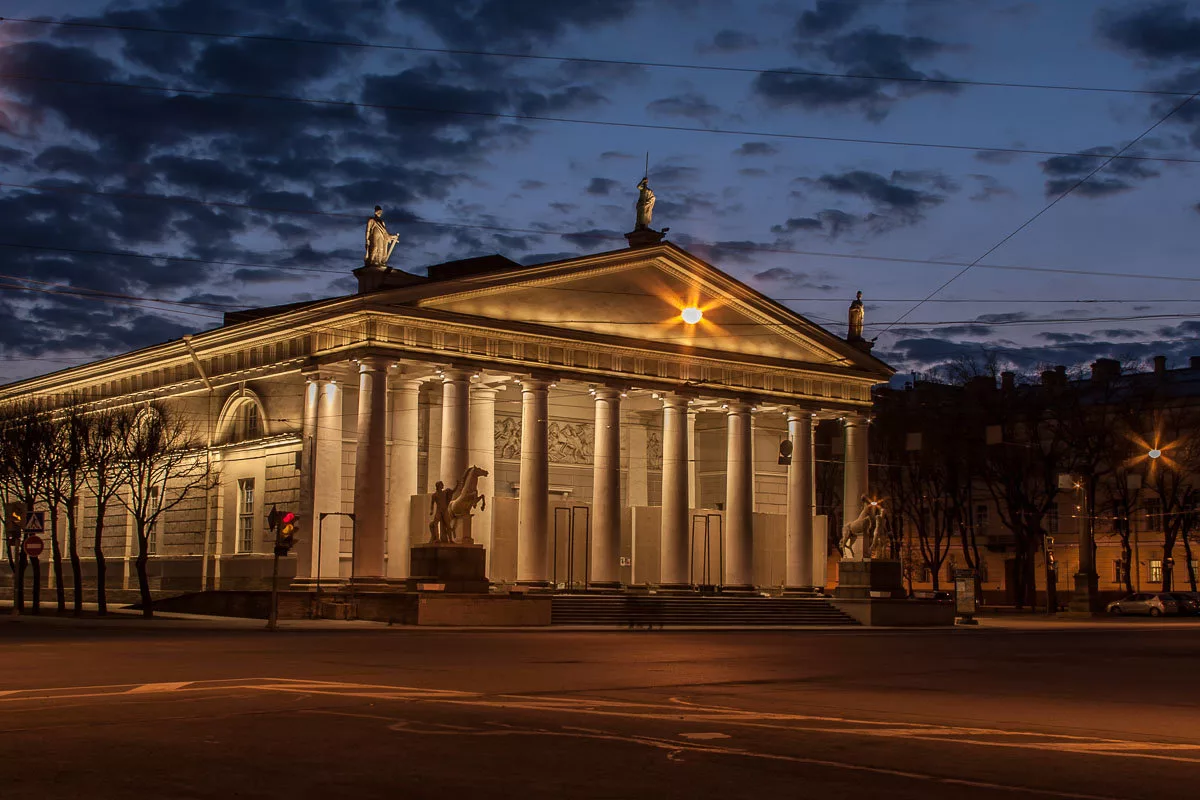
[[1, 0, 1198, 384]]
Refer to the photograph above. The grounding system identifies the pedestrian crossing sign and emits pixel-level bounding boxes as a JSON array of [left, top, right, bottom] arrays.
[[24, 511, 44, 533]]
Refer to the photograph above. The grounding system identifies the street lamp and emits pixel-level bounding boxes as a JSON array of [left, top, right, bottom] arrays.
[[1148, 448, 1162, 459]]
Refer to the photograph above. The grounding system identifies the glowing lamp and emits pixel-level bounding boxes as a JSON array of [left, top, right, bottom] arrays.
[[1149, 448, 1162, 459], [680, 306, 703, 325]]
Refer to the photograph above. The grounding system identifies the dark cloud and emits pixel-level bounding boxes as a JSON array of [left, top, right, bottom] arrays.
[[734, 141, 779, 157], [968, 174, 1012, 202], [645, 93, 723, 124], [1039, 146, 1161, 198], [795, 0, 863, 36], [750, 267, 837, 291], [396, 0, 642, 50], [586, 178, 620, 196], [699, 29, 760, 53], [801, 169, 951, 231], [1099, 2, 1200, 61]]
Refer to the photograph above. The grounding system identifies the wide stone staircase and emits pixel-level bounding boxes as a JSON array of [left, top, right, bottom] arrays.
[[550, 594, 859, 627]]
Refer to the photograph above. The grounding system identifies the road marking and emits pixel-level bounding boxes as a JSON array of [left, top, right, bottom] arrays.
[[126, 682, 193, 694]]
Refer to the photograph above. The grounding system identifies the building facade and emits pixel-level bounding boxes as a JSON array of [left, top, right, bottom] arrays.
[[0, 241, 894, 594]]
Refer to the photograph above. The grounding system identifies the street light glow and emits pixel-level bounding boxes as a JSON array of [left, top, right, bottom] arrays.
[[1148, 448, 1162, 459], [681, 306, 703, 324]]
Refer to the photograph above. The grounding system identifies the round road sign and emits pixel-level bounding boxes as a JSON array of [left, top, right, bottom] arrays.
[[23, 534, 43, 558]]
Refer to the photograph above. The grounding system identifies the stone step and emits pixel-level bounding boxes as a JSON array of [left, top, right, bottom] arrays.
[[550, 595, 858, 626]]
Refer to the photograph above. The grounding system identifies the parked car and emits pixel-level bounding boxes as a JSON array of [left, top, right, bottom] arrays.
[[1105, 593, 1179, 617], [1168, 592, 1200, 616]]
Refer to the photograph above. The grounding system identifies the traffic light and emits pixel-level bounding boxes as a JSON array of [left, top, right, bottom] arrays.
[[279, 512, 297, 549], [4, 501, 27, 546]]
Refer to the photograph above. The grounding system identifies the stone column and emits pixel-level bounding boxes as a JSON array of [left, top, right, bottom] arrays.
[[785, 410, 815, 589], [440, 368, 471, 488], [842, 414, 869, 560], [294, 375, 319, 581], [313, 374, 343, 584], [660, 395, 690, 587], [386, 377, 421, 579], [687, 408, 698, 510], [590, 388, 622, 587], [353, 357, 388, 579], [627, 416, 649, 507], [724, 402, 754, 589], [516, 379, 550, 585], [469, 383, 498, 562]]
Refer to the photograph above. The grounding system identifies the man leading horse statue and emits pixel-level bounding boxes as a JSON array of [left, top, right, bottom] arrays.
[[838, 495, 885, 560], [428, 465, 489, 544]]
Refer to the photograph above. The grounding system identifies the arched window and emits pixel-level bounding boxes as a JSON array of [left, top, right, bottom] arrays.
[[217, 390, 269, 446]]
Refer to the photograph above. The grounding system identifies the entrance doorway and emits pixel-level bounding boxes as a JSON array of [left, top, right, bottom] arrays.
[[553, 506, 590, 591], [690, 513, 723, 592]]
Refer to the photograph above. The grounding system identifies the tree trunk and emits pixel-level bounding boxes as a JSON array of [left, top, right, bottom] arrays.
[[1120, 535, 1134, 594], [49, 504, 65, 612], [1183, 535, 1197, 592], [31, 556, 40, 614], [135, 524, 153, 619], [13, 550, 25, 614], [93, 499, 108, 616], [66, 500, 82, 615]]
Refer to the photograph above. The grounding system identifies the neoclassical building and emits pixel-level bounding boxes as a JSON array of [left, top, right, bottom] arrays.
[[0, 235, 892, 594]]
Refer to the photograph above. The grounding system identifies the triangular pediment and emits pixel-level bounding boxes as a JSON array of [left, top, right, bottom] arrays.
[[395, 245, 882, 371]]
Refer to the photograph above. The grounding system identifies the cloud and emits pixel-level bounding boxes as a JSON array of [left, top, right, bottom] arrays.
[[750, 266, 837, 291], [699, 29, 760, 53], [795, 0, 864, 36], [734, 141, 780, 157], [803, 168, 952, 230], [645, 93, 723, 124], [1099, 2, 1200, 61], [1039, 146, 1161, 198], [586, 178, 620, 196], [968, 174, 1013, 202], [396, 0, 642, 50]]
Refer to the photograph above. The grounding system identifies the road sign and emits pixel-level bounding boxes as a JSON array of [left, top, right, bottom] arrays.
[[23, 534, 43, 558], [24, 511, 44, 533]]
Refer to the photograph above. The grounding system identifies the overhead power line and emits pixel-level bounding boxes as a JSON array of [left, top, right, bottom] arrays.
[[3, 15, 1187, 98], [0, 72, 1193, 165], [880, 89, 1200, 336], [6, 181, 1200, 287]]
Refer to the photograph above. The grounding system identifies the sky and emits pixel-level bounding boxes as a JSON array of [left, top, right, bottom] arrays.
[[1, 0, 1199, 385]]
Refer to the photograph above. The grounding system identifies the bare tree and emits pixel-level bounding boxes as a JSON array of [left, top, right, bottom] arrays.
[[37, 412, 69, 613], [115, 403, 209, 618], [0, 401, 54, 614], [81, 406, 133, 616], [55, 404, 91, 614]]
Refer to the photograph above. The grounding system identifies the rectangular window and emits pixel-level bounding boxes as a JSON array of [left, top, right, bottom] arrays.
[[1047, 505, 1059, 535], [146, 487, 159, 556], [1150, 559, 1163, 584], [975, 503, 989, 534], [238, 478, 255, 553], [1144, 501, 1161, 532], [1112, 560, 1124, 583]]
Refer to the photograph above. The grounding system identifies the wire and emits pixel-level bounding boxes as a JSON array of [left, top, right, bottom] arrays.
[[3, 15, 1188, 98], [8, 181, 1200, 287], [0, 72, 1192, 165], [880, 88, 1200, 336]]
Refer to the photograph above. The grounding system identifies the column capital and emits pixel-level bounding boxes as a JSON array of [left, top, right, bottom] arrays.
[[354, 355, 389, 374], [387, 375, 424, 392], [441, 367, 474, 383], [591, 386, 623, 401], [471, 383, 500, 398], [785, 406, 819, 422], [661, 394, 690, 410], [724, 400, 753, 415], [520, 377, 552, 392]]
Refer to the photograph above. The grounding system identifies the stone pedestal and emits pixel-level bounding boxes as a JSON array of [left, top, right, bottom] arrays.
[[409, 543, 488, 594], [834, 559, 905, 599]]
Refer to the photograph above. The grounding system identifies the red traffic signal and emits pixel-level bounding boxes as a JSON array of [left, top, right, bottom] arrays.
[[276, 511, 298, 550]]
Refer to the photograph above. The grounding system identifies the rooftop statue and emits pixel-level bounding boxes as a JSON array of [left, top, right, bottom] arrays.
[[635, 177, 656, 230], [365, 205, 400, 266], [848, 291, 865, 341]]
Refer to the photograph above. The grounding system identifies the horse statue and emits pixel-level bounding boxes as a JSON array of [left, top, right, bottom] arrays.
[[838, 495, 883, 559], [444, 465, 488, 542]]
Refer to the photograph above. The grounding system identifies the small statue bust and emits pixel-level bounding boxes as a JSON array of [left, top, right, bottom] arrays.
[[848, 291, 865, 341], [635, 177, 656, 230], [364, 205, 400, 266]]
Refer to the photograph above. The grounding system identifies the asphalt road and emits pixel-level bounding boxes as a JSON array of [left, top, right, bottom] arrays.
[[2, 618, 1198, 799]]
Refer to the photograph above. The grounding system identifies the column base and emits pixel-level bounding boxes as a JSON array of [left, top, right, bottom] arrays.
[[719, 584, 757, 595], [587, 581, 623, 591], [783, 585, 823, 596], [516, 580, 553, 590], [655, 583, 697, 593]]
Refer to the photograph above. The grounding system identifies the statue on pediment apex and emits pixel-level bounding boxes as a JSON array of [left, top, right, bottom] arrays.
[[365, 205, 400, 266]]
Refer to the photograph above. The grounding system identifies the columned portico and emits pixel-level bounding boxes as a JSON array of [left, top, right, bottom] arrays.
[[785, 409, 815, 589], [723, 401, 754, 589], [386, 376, 421, 578], [352, 356, 388, 579], [590, 387, 622, 587], [440, 368, 471, 487], [660, 395, 690, 587], [516, 378, 551, 585], [842, 413, 870, 560], [294, 374, 319, 581]]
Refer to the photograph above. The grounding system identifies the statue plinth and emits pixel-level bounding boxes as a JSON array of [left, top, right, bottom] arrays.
[[834, 559, 905, 599], [625, 227, 665, 248], [408, 542, 488, 594], [353, 263, 425, 294], [848, 337, 874, 353]]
